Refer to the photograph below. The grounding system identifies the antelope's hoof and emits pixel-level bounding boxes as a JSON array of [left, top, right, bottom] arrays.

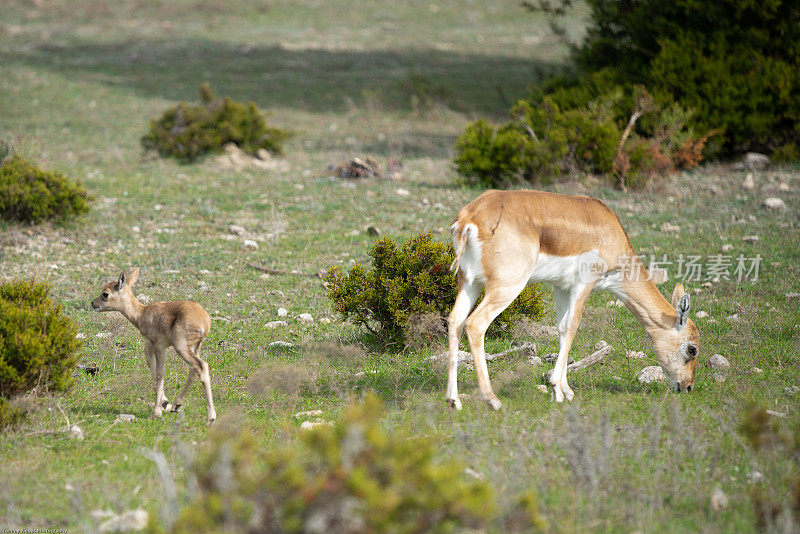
[[486, 396, 502, 411], [446, 397, 462, 411], [153, 407, 163, 418], [563, 386, 575, 401], [161, 399, 170, 409], [551, 386, 565, 403]]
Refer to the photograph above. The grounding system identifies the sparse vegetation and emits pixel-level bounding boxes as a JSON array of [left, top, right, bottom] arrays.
[[324, 232, 544, 346], [141, 83, 289, 162], [0, 155, 92, 224], [0, 279, 82, 427]]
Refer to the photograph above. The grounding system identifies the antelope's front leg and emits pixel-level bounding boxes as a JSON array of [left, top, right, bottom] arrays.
[[151, 344, 168, 418], [550, 284, 594, 402]]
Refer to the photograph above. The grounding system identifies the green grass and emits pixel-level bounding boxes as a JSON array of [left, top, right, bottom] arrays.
[[1, 1, 799, 532]]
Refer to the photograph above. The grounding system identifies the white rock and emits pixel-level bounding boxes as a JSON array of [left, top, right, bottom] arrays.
[[660, 222, 681, 233], [298, 313, 314, 322], [709, 354, 731, 370], [636, 366, 666, 384], [742, 235, 760, 243], [265, 321, 287, 329], [69, 424, 84, 440], [747, 470, 765, 484], [198, 281, 209, 291], [710, 488, 728, 512], [277, 307, 288, 317], [763, 197, 786, 211], [721, 244, 734, 253], [784, 385, 799, 396], [786, 292, 800, 299], [713, 372, 726, 382], [229, 224, 246, 236], [625, 350, 647, 360], [319, 317, 332, 325], [695, 311, 709, 319], [594, 340, 610, 350], [742, 173, 755, 190], [294, 410, 323, 419], [463, 467, 484, 480], [395, 188, 410, 196], [99, 509, 149, 532], [536, 384, 549, 393], [242, 239, 258, 251], [76, 333, 88, 339], [778, 182, 790, 191], [750, 367, 763, 375], [527, 355, 543, 366], [766, 409, 786, 418], [115, 414, 136, 423], [95, 332, 110, 338], [131, 225, 141, 233], [300, 419, 332, 430], [268, 340, 294, 348], [726, 313, 739, 322]]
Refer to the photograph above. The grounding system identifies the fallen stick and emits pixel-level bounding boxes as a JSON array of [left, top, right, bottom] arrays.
[[247, 263, 322, 278], [543, 343, 612, 382], [431, 341, 537, 366]]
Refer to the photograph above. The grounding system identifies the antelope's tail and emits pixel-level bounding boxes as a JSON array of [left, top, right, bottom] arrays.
[[449, 220, 471, 273]]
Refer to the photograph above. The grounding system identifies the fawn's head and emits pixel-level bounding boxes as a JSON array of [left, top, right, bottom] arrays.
[[91, 268, 140, 312], [652, 283, 701, 392]]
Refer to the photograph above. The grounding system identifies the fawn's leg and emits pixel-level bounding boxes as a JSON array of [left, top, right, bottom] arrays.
[[173, 338, 216, 423]]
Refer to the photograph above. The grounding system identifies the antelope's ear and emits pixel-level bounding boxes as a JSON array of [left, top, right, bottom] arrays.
[[671, 283, 685, 308], [128, 267, 140, 288], [118, 271, 127, 289], [675, 293, 691, 330]]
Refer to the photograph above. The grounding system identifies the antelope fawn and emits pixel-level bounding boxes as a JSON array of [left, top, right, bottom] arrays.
[[447, 190, 700, 410], [91, 268, 217, 423]]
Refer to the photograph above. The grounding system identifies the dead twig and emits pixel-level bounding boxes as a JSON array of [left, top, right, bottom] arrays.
[[247, 263, 322, 278], [431, 341, 537, 367], [543, 343, 612, 382]]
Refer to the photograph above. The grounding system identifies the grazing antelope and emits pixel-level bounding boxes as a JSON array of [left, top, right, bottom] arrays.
[[91, 268, 217, 423], [447, 190, 700, 410]]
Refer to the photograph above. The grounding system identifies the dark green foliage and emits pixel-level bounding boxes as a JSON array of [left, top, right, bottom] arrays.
[[575, 0, 800, 157], [161, 395, 494, 533], [0, 279, 82, 427], [0, 155, 92, 224], [396, 72, 450, 112], [324, 232, 544, 347], [141, 83, 289, 162]]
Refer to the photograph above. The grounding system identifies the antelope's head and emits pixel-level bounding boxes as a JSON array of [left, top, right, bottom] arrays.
[[652, 283, 701, 392], [91, 268, 140, 312]]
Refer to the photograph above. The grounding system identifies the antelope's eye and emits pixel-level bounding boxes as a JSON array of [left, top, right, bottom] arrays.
[[687, 344, 698, 358], [102, 292, 109, 301]]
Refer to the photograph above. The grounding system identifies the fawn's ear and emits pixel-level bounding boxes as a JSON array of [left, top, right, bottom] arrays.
[[127, 267, 140, 288], [671, 283, 685, 308], [118, 271, 127, 289]]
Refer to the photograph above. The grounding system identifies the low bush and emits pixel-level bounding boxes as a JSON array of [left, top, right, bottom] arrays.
[[324, 232, 544, 347], [0, 155, 92, 224], [159, 395, 494, 533], [0, 279, 82, 427], [141, 83, 289, 162]]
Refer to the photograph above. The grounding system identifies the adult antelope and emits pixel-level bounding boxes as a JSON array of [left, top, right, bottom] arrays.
[[446, 190, 700, 409]]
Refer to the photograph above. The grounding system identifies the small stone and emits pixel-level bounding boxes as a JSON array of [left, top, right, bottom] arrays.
[[747, 470, 765, 484], [660, 222, 681, 233], [463, 467, 484, 480], [763, 197, 786, 211], [735, 152, 770, 171], [625, 350, 647, 360], [710, 488, 728, 512], [636, 366, 666, 384], [268, 340, 294, 348], [69, 424, 84, 440], [298, 313, 314, 322], [594, 340, 610, 350], [229, 224, 246, 236], [300, 419, 332, 430], [131, 225, 141, 233], [786, 292, 800, 300], [242, 239, 258, 251], [136, 294, 150, 304], [256, 148, 273, 161], [713, 372, 726, 382], [784, 385, 799, 396], [726, 314, 739, 322], [293, 410, 323, 419], [536, 384, 549, 393], [95, 332, 110, 338], [708, 354, 731, 370], [721, 244, 734, 253], [695, 311, 709, 319], [198, 281, 209, 291], [395, 188, 410, 196], [606, 299, 624, 308], [76, 333, 88, 339], [527, 355, 542, 366], [265, 321, 287, 329], [778, 182, 790, 191], [115, 414, 135, 423], [742, 173, 755, 191], [742, 235, 760, 243], [319, 317, 332, 324], [766, 409, 786, 418], [366, 225, 381, 237], [98, 509, 149, 532], [277, 307, 288, 317], [750, 367, 763, 375]]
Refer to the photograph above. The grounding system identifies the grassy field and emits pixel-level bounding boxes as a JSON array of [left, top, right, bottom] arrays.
[[1, 1, 799, 531]]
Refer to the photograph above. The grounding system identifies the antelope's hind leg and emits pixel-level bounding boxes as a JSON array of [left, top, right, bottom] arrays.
[[446, 279, 481, 410]]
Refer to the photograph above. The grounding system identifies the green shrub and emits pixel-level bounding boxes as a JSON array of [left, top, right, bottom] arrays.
[[573, 0, 800, 157], [324, 232, 544, 347], [141, 83, 289, 162], [160, 395, 494, 533], [0, 279, 82, 427], [0, 155, 92, 224]]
